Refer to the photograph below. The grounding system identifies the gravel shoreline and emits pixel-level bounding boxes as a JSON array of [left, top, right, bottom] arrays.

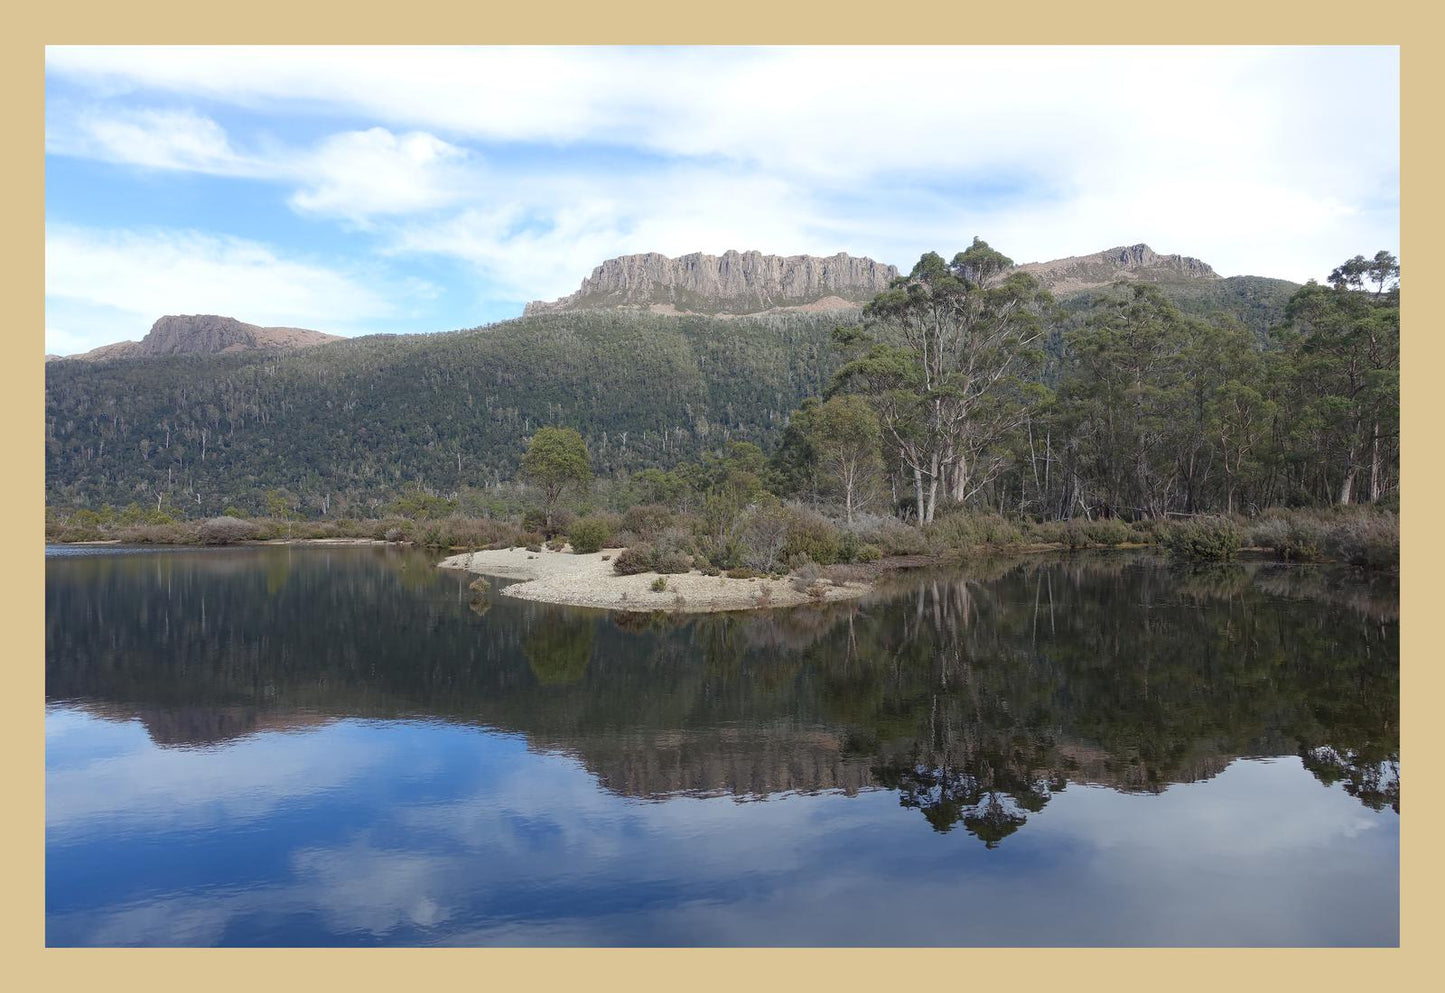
[[437, 546, 870, 613]]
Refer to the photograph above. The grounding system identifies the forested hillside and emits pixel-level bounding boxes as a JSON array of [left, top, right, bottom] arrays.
[[45, 310, 848, 515], [43, 242, 1387, 527]]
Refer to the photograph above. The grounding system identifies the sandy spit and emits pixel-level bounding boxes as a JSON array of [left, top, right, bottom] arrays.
[[437, 546, 870, 613]]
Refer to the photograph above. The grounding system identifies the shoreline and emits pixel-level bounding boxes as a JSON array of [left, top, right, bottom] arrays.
[[437, 546, 872, 613]]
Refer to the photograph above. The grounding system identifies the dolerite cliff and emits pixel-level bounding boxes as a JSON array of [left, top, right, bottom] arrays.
[[55, 314, 340, 362], [524, 250, 899, 316], [1009, 243, 1218, 297]]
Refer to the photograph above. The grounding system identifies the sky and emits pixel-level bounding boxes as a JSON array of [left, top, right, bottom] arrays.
[[44, 46, 1400, 355]]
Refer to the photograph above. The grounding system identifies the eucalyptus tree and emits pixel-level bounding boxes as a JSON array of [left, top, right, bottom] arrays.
[[521, 426, 592, 531], [830, 240, 1052, 524]]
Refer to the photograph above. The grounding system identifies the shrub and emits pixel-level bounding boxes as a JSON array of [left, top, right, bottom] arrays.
[[522, 507, 574, 539], [613, 544, 656, 575], [852, 514, 930, 556], [197, 516, 257, 545], [1253, 515, 1326, 562], [927, 512, 1022, 550], [726, 566, 761, 580], [789, 560, 822, 593], [1326, 512, 1398, 570], [1078, 518, 1133, 547], [568, 516, 614, 554], [650, 576, 669, 592], [1128, 518, 1170, 544], [781, 508, 843, 566], [383, 526, 407, 543], [1025, 520, 1069, 545], [525, 543, 542, 553], [854, 543, 882, 563], [621, 504, 674, 539], [546, 537, 567, 552], [1163, 516, 1245, 561], [651, 526, 699, 574]]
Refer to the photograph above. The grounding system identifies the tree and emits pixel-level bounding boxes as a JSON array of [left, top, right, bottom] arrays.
[[804, 395, 882, 523], [521, 427, 592, 531], [832, 243, 1051, 524]]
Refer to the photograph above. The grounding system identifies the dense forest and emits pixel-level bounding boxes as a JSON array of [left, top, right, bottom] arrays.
[[44, 242, 1396, 529]]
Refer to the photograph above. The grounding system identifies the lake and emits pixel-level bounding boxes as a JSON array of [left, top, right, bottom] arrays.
[[45, 544, 1399, 946]]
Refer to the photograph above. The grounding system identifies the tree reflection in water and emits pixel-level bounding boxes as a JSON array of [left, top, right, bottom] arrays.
[[46, 547, 1398, 842]]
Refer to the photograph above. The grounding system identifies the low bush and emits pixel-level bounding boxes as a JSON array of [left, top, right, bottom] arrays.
[[1077, 518, 1133, 547], [789, 560, 822, 593], [622, 504, 674, 539], [522, 508, 574, 539], [546, 537, 567, 552], [1163, 516, 1245, 561], [1252, 515, 1327, 562], [726, 566, 761, 580], [926, 512, 1023, 550], [854, 543, 882, 563], [852, 514, 931, 556], [780, 508, 843, 566], [197, 516, 258, 545], [613, 544, 656, 575], [651, 526, 700, 574], [650, 576, 669, 592], [568, 516, 613, 554], [1326, 512, 1398, 570]]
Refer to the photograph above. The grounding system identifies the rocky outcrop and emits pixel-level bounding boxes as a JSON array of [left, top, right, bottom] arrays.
[[59, 315, 340, 362], [524, 250, 899, 316], [1009, 243, 1218, 297]]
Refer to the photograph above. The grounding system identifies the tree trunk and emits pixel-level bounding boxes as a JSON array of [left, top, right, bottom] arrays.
[[913, 465, 925, 527], [1369, 422, 1381, 503]]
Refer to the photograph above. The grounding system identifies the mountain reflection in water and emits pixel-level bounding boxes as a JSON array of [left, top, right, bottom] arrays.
[[46, 544, 1400, 946], [47, 546, 1399, 847]]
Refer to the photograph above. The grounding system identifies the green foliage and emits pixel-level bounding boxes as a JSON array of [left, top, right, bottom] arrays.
[[197, 516, 258, 545], [568, 516, 613, 554], [613, 545, 656, 575], [620, 504, 673, 539], [780, 508, 844, 566], [523, 426, 592, 529], [1163, 516, 1245, 561], [649, 576, 669, 592], [926, 512, 1024, 550], [46, 309, 851, 515]]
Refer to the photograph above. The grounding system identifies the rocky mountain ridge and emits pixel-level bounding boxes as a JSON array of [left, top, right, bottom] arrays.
[[524, 250, 899, 317], [52, 314, 340, 362], [1009, 243, 1218, 296]]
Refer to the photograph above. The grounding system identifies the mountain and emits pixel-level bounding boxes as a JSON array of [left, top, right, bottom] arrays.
[[1010, 243, 1217, 296], [43, 242, 1308, 514], [524, 250, 898, 316], [54, 314, 341, 362], [1006, 244, 1300, 336], [45, 309, 849, 513]]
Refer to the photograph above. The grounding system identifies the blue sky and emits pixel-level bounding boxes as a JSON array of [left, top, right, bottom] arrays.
[[45, 46, 1399, 355]]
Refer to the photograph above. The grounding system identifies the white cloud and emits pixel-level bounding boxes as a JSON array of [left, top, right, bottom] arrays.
[[289, 128, 474, 221], [44, 46, 1399, 307], [44, 225, 416, 352], [47, 106, 256, 175]]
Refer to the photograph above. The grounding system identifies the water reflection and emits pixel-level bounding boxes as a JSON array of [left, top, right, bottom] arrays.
[[46, 547, 1398, 829], [45, 545, 1399, 945]]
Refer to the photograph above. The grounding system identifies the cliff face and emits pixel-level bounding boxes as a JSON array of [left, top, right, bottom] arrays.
[[61, 315, 340, 362], [524, 250, 899, 316], [1010, 243, 1218, 297]]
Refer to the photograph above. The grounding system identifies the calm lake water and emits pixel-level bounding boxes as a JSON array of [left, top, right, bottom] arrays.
[[45, 544, 1399, 946]]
